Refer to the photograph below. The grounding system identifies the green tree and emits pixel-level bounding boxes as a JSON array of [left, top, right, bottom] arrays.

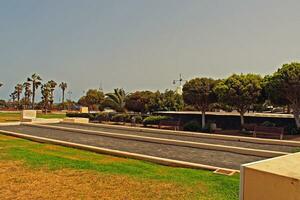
[[145, 90, 183, 113], [125, 91, 154, 113], [59, 82, 67, 109], [214, 74, 263, 126], [105, 88, 127, 112], [160, 90, 184, 111], [264, 63, 300, 128], [27, 73, 42, 109], [47, 80, 57, 110], [41, 83, 51, 114], [78, 89, 105, 111], [183, 78, 218, 128]]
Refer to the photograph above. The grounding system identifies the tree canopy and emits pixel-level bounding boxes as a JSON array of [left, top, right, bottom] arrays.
[[264, 62, 300, 128], [183, 78, 218, 128], [214, 74, 262, 126], [125, 91, 153, 113], [78, 89, 105, 111]]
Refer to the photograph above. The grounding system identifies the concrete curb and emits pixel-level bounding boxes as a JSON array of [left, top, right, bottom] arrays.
[[0, 129, 239, 173], [62, 122, 300, 147], [24, 123, 288, 158], [0, 122, 21, 126]]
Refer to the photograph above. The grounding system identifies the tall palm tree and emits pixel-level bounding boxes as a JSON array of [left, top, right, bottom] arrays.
[[41, 83, 51, 114], [14, 84, 23, 108], [27, 73, 42, 109], [105, 88, 127, 112], [59, 82, 67, 109], [23, 82, 32, 109], [10, 91, 17, 108], [47, 80, 57, 110]]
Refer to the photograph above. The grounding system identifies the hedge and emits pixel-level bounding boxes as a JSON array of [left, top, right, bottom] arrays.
[[143, 115, 171, 127], [66, 112, 146, 124]]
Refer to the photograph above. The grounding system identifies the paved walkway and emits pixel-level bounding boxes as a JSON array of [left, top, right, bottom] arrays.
[[52, 123, 297, 153], [0, 125, 266, 170]]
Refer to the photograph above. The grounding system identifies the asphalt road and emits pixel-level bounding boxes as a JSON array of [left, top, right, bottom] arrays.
[[0, 125, 266, 170]]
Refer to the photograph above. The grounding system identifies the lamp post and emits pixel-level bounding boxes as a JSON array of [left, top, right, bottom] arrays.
[[173, 74, 186, 95]]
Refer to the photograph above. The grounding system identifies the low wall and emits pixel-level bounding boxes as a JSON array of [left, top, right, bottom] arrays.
[[240, 152, 300, 200], [156, 111, 297, 131]]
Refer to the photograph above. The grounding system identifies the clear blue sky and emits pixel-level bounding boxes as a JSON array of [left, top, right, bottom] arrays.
[[0, 0, 300, 101]]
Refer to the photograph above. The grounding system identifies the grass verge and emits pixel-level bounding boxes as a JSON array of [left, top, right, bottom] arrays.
[[0, 134, 239, 200], [0, 112, 66, 122]]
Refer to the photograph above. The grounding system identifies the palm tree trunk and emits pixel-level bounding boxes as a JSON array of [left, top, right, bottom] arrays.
[[292, 106, 300, 129], [240, 112, 245, 127], [62, 89, 65, 109], [201, 110, 206, 129], [17, 94, 20, 109], [32, 86, 35, 109]]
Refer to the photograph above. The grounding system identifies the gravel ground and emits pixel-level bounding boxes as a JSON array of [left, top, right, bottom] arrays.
[[0, 125, 266, 170], [50, 123, 296, 153]]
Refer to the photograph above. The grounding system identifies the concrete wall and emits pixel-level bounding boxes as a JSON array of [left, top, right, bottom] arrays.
[[80, 107, 89, 113], [156, 111, 297, 132], [240, 152, 300, 200], [21, 110, 37, 121]]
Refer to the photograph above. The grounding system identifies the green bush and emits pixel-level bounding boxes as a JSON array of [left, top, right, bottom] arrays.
[[134, 115, 143, 124], [66, 112, 106, 121], [111, 113, 131, 123], [143, 115, 171, 126], [95, 112, 110, 122], [183, 120, 202, 132]]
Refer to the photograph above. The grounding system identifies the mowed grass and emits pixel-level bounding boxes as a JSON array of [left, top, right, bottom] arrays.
[[0, 134, 239, 200], [0, 112, 66, 122]]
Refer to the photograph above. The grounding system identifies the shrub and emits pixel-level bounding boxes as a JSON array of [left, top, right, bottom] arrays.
[[95, 112, 110, 122], [143, 115, 171, 126], [66, 113, 91, 119], [111, 113, 131, 123], [183, 120, 202, 132], [134, 115, 143, 124]]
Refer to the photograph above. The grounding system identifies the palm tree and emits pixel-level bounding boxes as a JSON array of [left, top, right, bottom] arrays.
[[9, 91, 17, 108], [27, 73, 42, 109], [14, 84, 23, 108], [23, 82, 32, 109], [47, 80, 57, 110], [41, 83, 51, 114], [105, 88, 127, 112], [59, 82, 67, 109]]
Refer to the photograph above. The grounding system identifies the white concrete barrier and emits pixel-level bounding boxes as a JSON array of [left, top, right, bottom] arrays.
[[240, 152, 300, 200]]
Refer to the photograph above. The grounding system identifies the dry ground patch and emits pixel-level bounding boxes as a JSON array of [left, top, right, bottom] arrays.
[[0, 134, 239, 200], [0, 161, 192, 200]]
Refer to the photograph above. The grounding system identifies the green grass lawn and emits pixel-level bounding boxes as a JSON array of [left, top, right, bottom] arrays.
[[0, 112, 66, 122], [0, 134, 239, 199]]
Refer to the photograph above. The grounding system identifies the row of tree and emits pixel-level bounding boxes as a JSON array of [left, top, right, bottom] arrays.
[[5, 73, 68, 112], [77, 88, 184, 113], [182, 62, 300, 129], [1, 63, 299, 129], [76, 62, 300, 129]]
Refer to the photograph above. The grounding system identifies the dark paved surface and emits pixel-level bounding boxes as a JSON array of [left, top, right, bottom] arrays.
[[50, 123, 296, 153], [0, 125, 266, 170]]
